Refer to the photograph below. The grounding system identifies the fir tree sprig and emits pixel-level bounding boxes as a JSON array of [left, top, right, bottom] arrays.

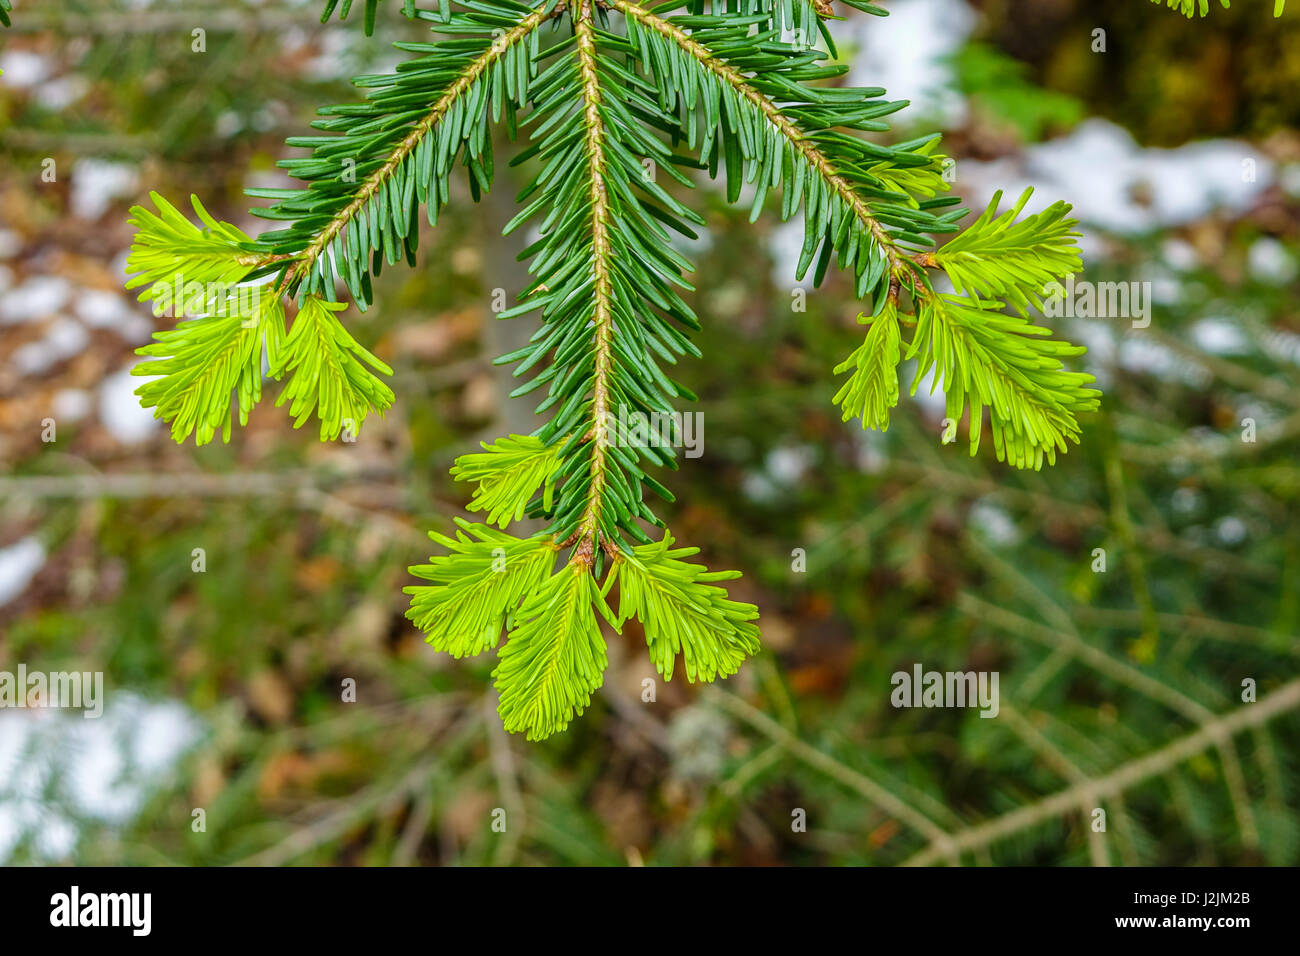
[[1151, 0, 1285, 17], [271, 296, 395, 441], [450, 434, 563, 528], [126, 0, 1104, 739], [405, 520, 558, 657], [608, 533, 761, 683]]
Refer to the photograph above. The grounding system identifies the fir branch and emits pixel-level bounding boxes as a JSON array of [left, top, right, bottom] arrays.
[[492, 561, 617, 739], [924, 188, 1082, 315], [903, 678, 1300, 866], [133, 293, 286, 446], [123, 1, 1114, 741], [1149, 0, 1284, 16], [498, 2, 705, 558], [125, 193, 261, 304], [405, 521, 557, 657], [451, 434, 563, 528], [572, 1, 618, 565], [609, 533, 761, 682], [271, 296, 395, 440], [320, 0, 387, 34], [610, 0, 957, 300], [906, 293, 1100, 469], [832, 300, 902, 432], [248, 1, 563, 305]]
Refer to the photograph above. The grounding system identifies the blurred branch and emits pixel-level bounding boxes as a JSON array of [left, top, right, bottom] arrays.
[[998, 700, 1111, 866], [1142, 325, 1300, 408], [902, 678, 1300, 866], [1074, 606, 1300, 657], [235, 711, 480, 866], [1103, 444, 1161, 644], [890, 461, 1277, 581], [958, 593, 1215, 721], [1120, 406, 1300, 466], [708, 688, 956, 855], [0, 469, 449, 545], [484, 690, 525, 866], [6, 6, 320, 34]]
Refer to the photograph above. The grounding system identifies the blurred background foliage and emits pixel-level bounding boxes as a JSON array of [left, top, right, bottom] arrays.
[[1, 0, 1298, 866]]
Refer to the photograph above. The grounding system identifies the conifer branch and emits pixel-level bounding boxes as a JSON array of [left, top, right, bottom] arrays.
[[610, 0, 921, 293], [903, 678, 1300, 866], [1150, 0, 1284, 16], [572, 0, 617, 566], [122, 0, 1107, 739], [271, 4, 561, 299]]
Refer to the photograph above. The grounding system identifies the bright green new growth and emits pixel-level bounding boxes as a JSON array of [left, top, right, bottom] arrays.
[[406, 521, 557, 657], [1151, 0, 1285, 16], [126, 193, 394, 444], [450, 435, 563, 528], [122, 0, 1102, 739], [831, 187, 1098, 467], [272, 297, 395, 440], [609, 534, 761, 682]]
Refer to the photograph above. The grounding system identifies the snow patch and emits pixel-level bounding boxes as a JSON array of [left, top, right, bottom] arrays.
[[0, 694, 201, 863], [99, 367, 159, 445], [0, 537, 46, 607]]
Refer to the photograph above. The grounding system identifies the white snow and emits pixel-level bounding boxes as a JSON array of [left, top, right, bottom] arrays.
[[1247, 237, 1297, 285], [1190, 317, 1250, 356], [958, 119, 1272, 236], [53, 388, 93, 423], [0, 694, 201, 863], [33, 75, 90, 111], [99, 367, 159, 445], [0, 50, 53, 89], [847, 0, 974, 128], [70, 160, 139, 221], [969, 500, 1019, 545], [11, 318, 89, 376], [0, 276, 72, 325], [0, 536, 46, 607], [75, 289, 153, 342], [0, 230, 22, 259]]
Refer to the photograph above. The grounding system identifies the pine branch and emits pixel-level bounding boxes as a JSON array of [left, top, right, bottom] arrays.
[[125, 1, 1110, 739], [906, 293, 1099, 469], [451, 434, 563, 528], [492, 560, 617, 739], [271, 296, 396, 440], [609, 533, 760, 682]]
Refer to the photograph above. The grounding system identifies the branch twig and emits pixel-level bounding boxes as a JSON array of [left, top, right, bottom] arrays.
[[902, 678, 1300, 866]]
